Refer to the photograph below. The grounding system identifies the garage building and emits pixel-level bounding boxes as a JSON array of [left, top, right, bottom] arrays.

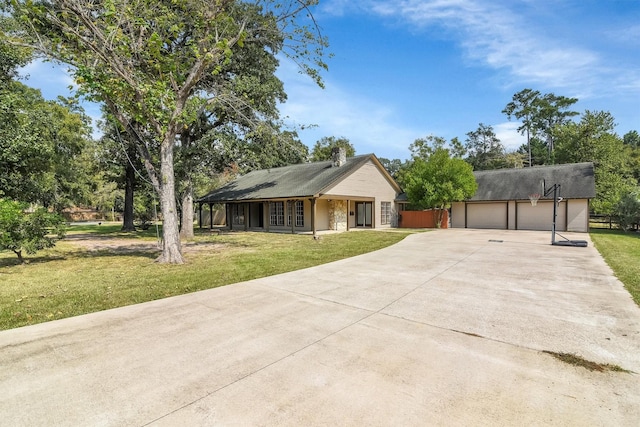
[[451, 162, 596, 232]]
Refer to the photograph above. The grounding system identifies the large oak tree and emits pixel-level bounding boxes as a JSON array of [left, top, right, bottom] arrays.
[[9, 0, 327, 263]]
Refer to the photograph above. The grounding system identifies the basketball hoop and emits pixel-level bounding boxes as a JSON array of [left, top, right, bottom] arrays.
[[529, 193, 541, 206]]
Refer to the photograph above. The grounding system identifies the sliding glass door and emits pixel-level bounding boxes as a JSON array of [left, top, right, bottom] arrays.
[[356, 202, 373, 227]]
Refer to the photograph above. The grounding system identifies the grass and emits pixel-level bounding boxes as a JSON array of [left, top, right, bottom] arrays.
[[589, 228, 640, 307], [0, 225, 415, 330]]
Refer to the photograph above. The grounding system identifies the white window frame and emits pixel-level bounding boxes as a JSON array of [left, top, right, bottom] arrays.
[[270, 202, 284, 226], [381, 201, 392, 225], [295, 201, 304, 227]]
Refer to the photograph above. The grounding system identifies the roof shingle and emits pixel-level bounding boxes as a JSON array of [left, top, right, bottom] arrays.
[[197, 155, 375, 203], [470, 162, 596, 201]]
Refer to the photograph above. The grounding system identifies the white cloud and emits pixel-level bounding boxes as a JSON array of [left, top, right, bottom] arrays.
[[18, 59, 77, 95], [493, 121, 524, 151], [277, 59, 420, 159], [605, 23, 640, 46], [316, 0, 354, 17], [18, 60, 103, 138], [348, 0, 636, 98]]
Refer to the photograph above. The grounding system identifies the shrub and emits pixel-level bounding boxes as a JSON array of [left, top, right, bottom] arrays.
[[616, 190, 640, 231], [0, 199, 66, 262]]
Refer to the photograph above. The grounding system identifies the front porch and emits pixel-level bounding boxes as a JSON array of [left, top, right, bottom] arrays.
[[197, 197, 377, 237]]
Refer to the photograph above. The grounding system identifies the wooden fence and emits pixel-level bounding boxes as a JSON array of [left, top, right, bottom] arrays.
[[590, 214, 639, 231], [398, 209, 449, 229]]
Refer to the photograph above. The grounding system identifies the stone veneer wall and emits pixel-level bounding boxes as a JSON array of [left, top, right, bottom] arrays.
[[328, 200, 348, 231]]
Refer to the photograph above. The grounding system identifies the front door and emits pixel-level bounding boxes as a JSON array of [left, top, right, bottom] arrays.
[[356, 202, 373, 227]]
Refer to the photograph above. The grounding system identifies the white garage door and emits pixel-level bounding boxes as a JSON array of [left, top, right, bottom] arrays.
[[466, 203, 507, 229], [517, 201, 566, 231]]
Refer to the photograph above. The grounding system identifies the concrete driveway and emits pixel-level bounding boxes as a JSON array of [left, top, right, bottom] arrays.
[[1, 229, 639, 426]]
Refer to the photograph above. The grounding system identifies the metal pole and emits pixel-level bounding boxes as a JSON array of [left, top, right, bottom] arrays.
[[551, 185, 557, 245]]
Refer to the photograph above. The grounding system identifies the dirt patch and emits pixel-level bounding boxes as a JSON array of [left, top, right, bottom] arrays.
[[542, 351, 632, 373], [64, 234, 225, 254]]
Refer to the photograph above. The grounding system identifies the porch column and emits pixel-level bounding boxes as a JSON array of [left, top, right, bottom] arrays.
[[346, 199, 350, 231], [227, 203, 232, 231], [311, 197, 317, 239], [209, 203, 213, 230], [244, 203, 249, 231], [198, 203, 202, 229], [265, 202, 270, 232], [372, 199, 376, 229]]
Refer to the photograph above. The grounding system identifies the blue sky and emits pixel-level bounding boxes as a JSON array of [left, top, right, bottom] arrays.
[[20, 0, 640, 161]]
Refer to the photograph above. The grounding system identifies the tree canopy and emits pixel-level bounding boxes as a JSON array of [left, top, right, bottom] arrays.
[[503, 89, 578, 166], [464, 123, 508, 171], [502, 88, 540, 167], [403, 139, 477, 227], [8, 0, 328, 263], [554, 110, 636, 214], [0, 79, 93, 209], [310, 136, 355, 161]]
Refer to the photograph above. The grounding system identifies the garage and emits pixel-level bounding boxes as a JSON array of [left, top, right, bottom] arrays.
[[516, 201, 566, 231], [466, 202, 508, 229], [451, 163, 595, 233]]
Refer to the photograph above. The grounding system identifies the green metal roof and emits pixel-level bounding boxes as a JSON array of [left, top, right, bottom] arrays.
[[197, 154, 385, 203]]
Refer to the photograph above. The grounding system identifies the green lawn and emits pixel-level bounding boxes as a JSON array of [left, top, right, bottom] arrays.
[[0, 225, 414, 330], [590, 229, 640, 307]]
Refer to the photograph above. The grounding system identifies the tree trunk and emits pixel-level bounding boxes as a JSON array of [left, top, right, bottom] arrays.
[[14, 250, 24, 264], [435, 206, 446, 228], [179, 180, 195, 240], [526, 127, 532, 167], [121, 161, 136, 231], [156, 143, 184, 264]]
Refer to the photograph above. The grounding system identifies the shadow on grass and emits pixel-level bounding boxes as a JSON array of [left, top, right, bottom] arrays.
[[0, 248, 159, 268], [0, 254, 68, 268], [71, 249, 160, 260]]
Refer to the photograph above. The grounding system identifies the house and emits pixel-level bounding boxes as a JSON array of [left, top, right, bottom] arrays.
[[196, 148, 404, 236], [451, 162, 596, 232]]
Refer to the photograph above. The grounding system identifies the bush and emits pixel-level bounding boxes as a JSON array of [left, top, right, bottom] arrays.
[[616, 190, 640, 231], [0, 199, 66, 262]]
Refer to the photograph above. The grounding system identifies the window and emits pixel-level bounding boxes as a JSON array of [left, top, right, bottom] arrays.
[[381, 202, 392, 225], [285, 201, 304, 227], [270, 202, 284, 226], [295, 201, 304, 227], [231, 204, 244, 225]]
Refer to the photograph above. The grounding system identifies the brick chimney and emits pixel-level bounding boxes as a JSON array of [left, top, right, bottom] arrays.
[[331, 147, 346, 167]]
